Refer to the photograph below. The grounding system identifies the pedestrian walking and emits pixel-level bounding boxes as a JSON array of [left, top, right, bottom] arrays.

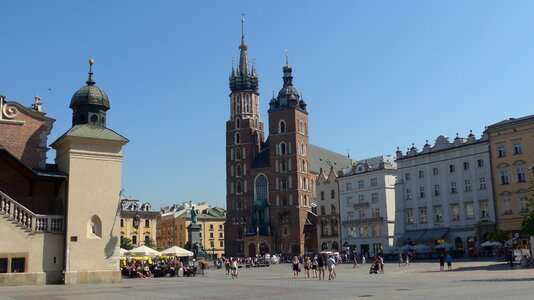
[[317, 255, 325, 280], [439, 254, 445, 271], [327, 255, 336, 280], [291, 256, 300, 279], [446, 253, 452, 270]]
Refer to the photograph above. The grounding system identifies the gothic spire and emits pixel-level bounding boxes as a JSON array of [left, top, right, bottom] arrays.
[[238, 15, 249, 76]]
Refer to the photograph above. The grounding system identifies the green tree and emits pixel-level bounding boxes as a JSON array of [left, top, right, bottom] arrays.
[[144, 238, 156, 249], [487, 229, 508, 243], [520, 178, 534, 235], [120, 236, 133, 250]]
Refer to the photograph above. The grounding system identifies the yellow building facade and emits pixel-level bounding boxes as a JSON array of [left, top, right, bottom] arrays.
[[486, 115, 534, 246], [120, 200, 158, 247], [157, 203, 226, 258]]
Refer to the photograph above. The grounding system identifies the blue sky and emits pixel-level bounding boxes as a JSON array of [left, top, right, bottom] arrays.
[[2, 1, 534, 210]]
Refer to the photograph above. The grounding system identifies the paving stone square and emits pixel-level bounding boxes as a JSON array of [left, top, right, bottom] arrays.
[[1, 260, 533, 300]]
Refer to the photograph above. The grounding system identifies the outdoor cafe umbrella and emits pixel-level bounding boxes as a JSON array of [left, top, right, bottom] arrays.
[[130, 245, 161, 256], [384, 246, 400, 253], [401, 245, 416, 252], [119, 248, 130, 256], [320, 250, 333, 255], [414, 244, 432, 253], [435, 242, 453, 249], [480, 241, 502, 247], [161, 246, 194, 257]]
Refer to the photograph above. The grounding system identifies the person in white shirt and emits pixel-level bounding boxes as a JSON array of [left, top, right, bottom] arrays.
[[326, 255, 336, 280]]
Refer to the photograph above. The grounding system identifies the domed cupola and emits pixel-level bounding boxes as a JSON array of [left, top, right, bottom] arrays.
[[273, 53, 306, 111], [70, 58, 110, 127]]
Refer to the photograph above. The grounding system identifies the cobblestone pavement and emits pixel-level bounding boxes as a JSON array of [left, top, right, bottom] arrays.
[[1, 260, 533, 300]]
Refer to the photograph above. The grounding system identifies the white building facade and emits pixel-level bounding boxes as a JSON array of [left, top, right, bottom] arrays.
[[394, 133, 496, 256], [338, 156, 397, 256]]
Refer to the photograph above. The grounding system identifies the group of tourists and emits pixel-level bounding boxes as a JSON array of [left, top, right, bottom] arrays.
[[290, 254, 338, 280]]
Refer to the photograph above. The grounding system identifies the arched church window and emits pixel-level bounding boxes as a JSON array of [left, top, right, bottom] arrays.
[[236, 148, 241, 160], [300, 143, 307, 156], [279, 120, 286, 133], [235, 118, 241, 129], [245, 94, 250, 113], [254, 174, 268, 206], [280, 142, 286, 155], [235, 95, 241, 113], [235, 133, 240, 144], [236, 181, 242, 194], [299, 120, 305, 133], [236, 165, 242, 177]]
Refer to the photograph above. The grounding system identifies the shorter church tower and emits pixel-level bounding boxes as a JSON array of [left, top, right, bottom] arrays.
[[51, 59, 128, 284]]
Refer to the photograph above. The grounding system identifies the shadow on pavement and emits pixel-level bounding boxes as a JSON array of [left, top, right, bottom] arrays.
[[463, 278, 534, 283], [421, 262, 517, 272]]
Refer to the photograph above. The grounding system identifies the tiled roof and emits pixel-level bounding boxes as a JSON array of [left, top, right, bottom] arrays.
[[58, 124, 128, 142], [309, 144, 352, 174]]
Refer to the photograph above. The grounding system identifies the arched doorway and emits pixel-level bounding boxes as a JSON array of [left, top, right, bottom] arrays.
[[248, 243, 256, 257], [332, 242, 339, 251], [322, 242, 328, 250]]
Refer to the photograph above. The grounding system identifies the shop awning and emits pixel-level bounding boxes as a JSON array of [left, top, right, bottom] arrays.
[[399, 230, 426, 242], [420, 229, 449, 241]]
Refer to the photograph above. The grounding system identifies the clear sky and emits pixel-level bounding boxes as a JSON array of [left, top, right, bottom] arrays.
[[2, 1, 534, 210]]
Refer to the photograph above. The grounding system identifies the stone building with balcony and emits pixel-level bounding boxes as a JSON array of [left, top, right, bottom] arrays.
[[0, 60, 128, 285], [338, 156, 397, 255], [394, 133, 495, 255]]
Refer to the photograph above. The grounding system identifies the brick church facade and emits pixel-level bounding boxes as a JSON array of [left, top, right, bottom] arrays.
[[225, 20, 317, 257]]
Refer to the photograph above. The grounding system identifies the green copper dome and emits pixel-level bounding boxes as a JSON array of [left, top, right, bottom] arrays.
[[69, 84, 110, 109]]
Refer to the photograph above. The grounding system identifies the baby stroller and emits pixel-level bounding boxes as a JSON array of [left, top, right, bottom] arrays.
[[369, 262, 379, 274]]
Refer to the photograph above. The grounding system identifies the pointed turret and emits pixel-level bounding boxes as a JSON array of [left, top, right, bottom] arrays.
[[229, 16, 258, 92]]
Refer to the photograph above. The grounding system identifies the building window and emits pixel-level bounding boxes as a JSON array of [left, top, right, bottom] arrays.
[[449, 164, 455, 173], [479, 177, 487, 190], [372, 225, 381, 237], [480, 201, 489, 218], [358, 180, 364, 189], [320, 205, 325, 215], [434, 206, 443, 222], [372, 207, 380, 218], [503, 198, 512, 214], [220, 241, 224, 247], [451, 204, 460, 221], [321, 191, 325, 200], [371, 193, 378, 203], [219, 232, 223, 238], [132, 235, 137, 245], [463, 162, 470, 170], [464, 180, 471, 192], [370, 178, 378, 186], [517, 167, 526, 183], [434, 184, 440, 196], [299, 120, 305, 133], [236, 148, 241, 160], [433, 168, 439, 176], [120, 219, 124, 227], [497, 144, 506, 158], [280, 143, 287, 155], [358, 194, 365, 203], [346, 182, 352, 191], [359, 209, 367, 219], [406, 188, 412, 200], [331, 204, 337, 214], [405, 173, 410, 181], [347, 211, 355, 220], [210, 232, 214, 239], [209, 224, 214, 231], [245, 94, 251, 113], [418, 170, 424, 179], [279, 120, 286, 133], [450, 182, 457, 194], [465, 202, 474, 219], [0, 258, 7, 273], [145, 219, 150, 228], [513, 142, 522, 155], [419, 186, 425, 198], [477, 159, 484, 168], [500, 170, 509, 185], [520, 197, 531, 213], [406, 209, 414, 224], [11, 258, 25, 273], [346, 196, 353, 207], [331, 189, 335, 199], [419, 207, 427, 223]]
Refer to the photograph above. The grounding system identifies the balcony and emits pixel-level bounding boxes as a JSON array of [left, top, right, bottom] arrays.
[[342, 217, 383, 226], [352, 202, 369, 209]]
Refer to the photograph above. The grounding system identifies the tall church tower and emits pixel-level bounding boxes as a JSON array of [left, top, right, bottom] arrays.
[[267, 56, 312, 256], [225, 18, 265, 256]]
